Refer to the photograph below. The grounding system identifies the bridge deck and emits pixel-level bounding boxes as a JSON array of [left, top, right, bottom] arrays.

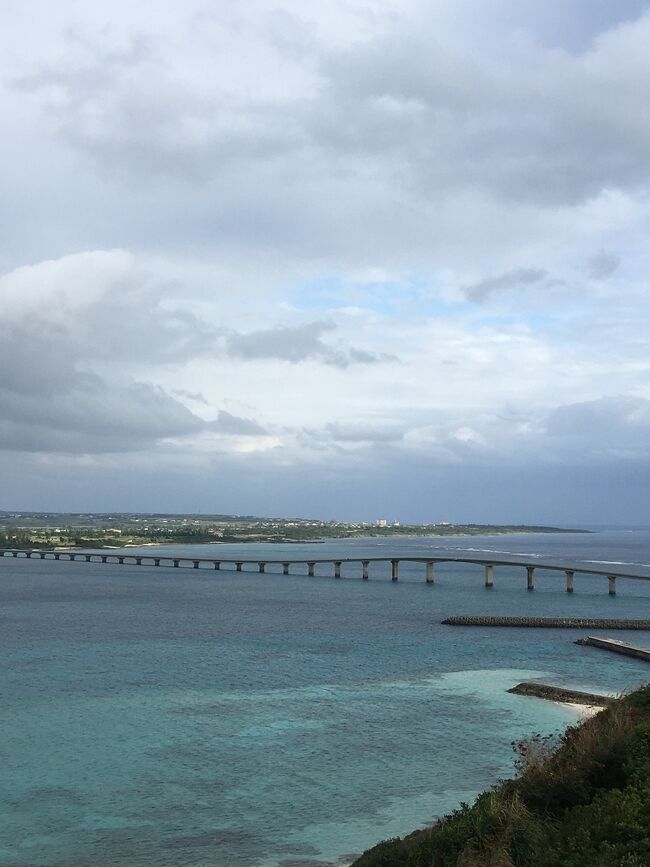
[[1, 548, 650, 582]]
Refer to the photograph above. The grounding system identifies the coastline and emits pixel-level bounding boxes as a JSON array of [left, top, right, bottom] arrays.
[[561, 701, 604, 718], [55, 527, 588, 550]]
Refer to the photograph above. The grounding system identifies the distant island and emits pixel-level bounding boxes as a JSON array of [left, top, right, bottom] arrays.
[[0, 511, 587, 549]]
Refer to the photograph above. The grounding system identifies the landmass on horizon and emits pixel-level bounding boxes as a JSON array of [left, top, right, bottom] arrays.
[[0, 511, 587, 549]]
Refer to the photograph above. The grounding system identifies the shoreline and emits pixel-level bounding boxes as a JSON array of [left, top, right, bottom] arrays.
[[560, 701, 604, 718], [6, 524, 594, 550], [50, 527, 588, 550]]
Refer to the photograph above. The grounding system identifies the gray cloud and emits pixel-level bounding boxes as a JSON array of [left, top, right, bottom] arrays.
[[210, 411, 267, 436], [545, 396, 650, 457], [586, 249, 621, 279], [0, 261, 268, 453], [0, 372, 206, 454], [172, 389, 209, 405], [462, 267, 548, 302], [310, 421, 405, 445], [15, 6, 650, 216], [225, 321, 393, 368]]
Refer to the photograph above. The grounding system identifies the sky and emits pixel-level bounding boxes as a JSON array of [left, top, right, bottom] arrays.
[[2, 0, 650, 524]]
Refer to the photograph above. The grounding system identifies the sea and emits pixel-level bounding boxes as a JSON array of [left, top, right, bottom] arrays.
[[1, 528, 650, 867]]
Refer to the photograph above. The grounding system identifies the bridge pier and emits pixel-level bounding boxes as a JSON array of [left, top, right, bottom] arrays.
[[527, 566, 535, 591], [4, 550, 640, 597]]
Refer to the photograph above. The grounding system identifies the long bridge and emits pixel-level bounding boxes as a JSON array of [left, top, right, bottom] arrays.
[[3, 548, 650, 595]]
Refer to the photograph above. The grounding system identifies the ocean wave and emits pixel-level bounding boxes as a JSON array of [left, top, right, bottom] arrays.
[[445, 546, 545, 558]]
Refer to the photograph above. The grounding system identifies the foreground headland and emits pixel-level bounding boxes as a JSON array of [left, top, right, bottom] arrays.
[[352, 684, 650, 866]]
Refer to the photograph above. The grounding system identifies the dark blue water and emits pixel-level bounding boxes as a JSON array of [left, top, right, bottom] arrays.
[[1, 531, 649, 866]]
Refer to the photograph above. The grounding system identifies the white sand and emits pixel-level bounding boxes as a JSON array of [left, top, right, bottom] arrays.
[[558, 701, 606, 719]]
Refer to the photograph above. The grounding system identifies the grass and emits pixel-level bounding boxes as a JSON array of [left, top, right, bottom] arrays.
[[352, 684, 650, 867]]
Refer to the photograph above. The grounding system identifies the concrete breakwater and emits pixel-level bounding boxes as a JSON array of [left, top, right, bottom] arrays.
[[442, 616, 650, 629], [576, 636, 650, 661], [507, 681, 612, 706]]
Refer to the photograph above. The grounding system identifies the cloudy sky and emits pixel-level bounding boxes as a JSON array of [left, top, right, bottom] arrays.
[[2, 0, 650, 523]]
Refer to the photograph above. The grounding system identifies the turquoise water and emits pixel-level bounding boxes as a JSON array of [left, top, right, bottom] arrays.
[[1, 531, 649, 866]]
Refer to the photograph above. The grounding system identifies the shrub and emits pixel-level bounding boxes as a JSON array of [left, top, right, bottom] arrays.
[[351, 684, 650, 867]]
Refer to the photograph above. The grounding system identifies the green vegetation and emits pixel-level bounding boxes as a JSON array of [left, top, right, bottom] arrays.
[[352, 685, 650, 867], [0, 511, 585, 549]]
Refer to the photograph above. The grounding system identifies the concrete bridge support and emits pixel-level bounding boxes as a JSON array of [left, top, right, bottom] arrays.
[[236, 562, 243, 572], [283, 563, 290, 575], [362, 560, 369, 580], [334, 561, 342, 578], [391, 559, 399, 581], [173, 559, 180, 567], [527, 566, 535, 591], [193, 560, 200, 569], [566, 570, 574, 593], [101, 555, 108, 563], [85, 555, 92, 562], [154, 558, 161, 567], [426, 561, 435, 584], [485, 564, 494, 588], [308, 562, 315, 576], [118, 557, 125, 565], [213, 561, 220, 570], [258, 562, 265, 573], [136, 557, 142, 566], [609, 576, 617, 596]]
